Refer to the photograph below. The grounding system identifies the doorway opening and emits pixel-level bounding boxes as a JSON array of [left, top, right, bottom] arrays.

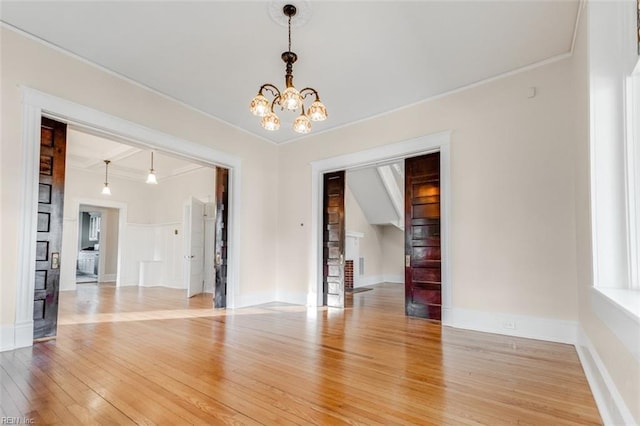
[[57, 126, 225, 324], [75, 206, 120, 285], [76, 210, 101, 284], [310, 132, 451, 322], [344, 160, 405, 295], [15, 88, 241, 349]]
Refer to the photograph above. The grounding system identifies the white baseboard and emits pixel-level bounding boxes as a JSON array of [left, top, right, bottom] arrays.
[[100, 273, 116, 283], [1, 321, 36, 352], [138, 283, 186, 291], [357, 275, 384, 287], [166, 282, 186, 290], [0, 324, 15, 352], [59, 281, 77, 292], [234, 291, 277, 308], [276, 291, 307, 306], [444, 307, 578, 344], [576, 328, 636, 426], [355, 275, 403, 287], [382, 274, 404, 284]]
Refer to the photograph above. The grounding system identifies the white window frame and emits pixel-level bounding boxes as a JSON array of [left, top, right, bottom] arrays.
[[626, 71, 640, 290], [587, 1, 640, 367]]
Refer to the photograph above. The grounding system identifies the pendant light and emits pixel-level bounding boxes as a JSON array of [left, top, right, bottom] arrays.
[[101, 160, 111, 195], [146, 151, 158, 184]]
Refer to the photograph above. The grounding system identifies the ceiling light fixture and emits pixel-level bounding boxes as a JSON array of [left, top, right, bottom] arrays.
[[146, 151, 158, 184], [250, 4, 327, 134], [101, 160, 111, 195]]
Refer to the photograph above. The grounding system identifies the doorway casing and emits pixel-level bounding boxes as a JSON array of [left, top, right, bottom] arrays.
[[309, 131, 452, 324], [14, 87, 242, 350]]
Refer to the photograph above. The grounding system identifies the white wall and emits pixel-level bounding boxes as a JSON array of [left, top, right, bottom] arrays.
[[152, 168, 216, 224], [345, 186, 383, 285], [59, 163, 216, 290], [381, 225, 404, 282], [277, 54, 580, 321], [1, 26, 279, 327]]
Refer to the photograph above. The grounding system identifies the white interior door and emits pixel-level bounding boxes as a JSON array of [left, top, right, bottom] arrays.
[[185, 197, 205, 297]]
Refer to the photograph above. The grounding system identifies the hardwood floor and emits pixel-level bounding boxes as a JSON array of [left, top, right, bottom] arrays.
[[1, 283, 601, 425]]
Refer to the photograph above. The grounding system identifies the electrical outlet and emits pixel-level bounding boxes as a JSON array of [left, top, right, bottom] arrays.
[[502, 319, 516, 330]]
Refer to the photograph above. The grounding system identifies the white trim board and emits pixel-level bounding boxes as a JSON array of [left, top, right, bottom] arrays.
[[576, 328, 636, 426], [357, 275, 385, 288], [591, 287, 640, 362], [235, 291, 277, 309], [355, 276, 404, 288], [99, 274, 117, 283], [10, 87, 242, 352], [275, 291, 308, 306], [382, 275, 404, 284], [445, 308, 578, 345], [0, 326, 16, 353], [308, 131, 452, 310]]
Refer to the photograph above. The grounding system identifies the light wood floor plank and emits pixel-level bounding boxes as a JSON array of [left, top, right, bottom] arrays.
[[0, 283, 601, 425]]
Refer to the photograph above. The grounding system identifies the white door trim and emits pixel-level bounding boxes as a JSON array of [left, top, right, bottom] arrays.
[[308, 131, 452, 324], [14, 87, 242, 349]]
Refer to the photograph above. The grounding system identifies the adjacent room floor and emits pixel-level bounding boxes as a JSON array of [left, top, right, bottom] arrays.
[[0, 283, 601, 425]]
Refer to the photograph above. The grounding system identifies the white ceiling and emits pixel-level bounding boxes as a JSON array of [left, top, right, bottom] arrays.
[[67, 127, 205, 182], [1, 1, 579, 144]]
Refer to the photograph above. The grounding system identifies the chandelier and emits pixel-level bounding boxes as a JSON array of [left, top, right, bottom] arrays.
[[249, 4, 327, 134]]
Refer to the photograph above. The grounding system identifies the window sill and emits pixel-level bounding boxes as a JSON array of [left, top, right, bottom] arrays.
[[591, 287, 640, 362], [595, 287, 640, 320]]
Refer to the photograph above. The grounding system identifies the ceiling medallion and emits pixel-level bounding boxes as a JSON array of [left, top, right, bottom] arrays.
[[250, 3, 327, 134]]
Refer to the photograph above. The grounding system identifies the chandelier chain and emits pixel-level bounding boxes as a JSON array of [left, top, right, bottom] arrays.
[[288, 15, 292, 52]]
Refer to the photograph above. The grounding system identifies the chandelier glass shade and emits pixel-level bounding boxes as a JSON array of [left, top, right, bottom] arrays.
[[249, 4, 327, 133]]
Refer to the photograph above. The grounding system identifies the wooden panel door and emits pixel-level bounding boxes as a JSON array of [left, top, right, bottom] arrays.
[[405, 153, 441, 320], [34, 117, 67, 339], [214, 167, 229, 308], [323, 171, 345, 308]]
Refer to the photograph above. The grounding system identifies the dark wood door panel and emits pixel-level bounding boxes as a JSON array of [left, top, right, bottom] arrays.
[[412, 204, 440, 220], [215, 167, 229, 309], [411, 285, 442, 305], [323, 171, 345, 308], [412, 246, 441, 261], [34, 117, 67, 339], [405, 153, 441, 320], [412, 267, 441, 283]]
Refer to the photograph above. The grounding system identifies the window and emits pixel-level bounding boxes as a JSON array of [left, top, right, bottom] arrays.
[[586, 0, 640, 367], [88, 213, 100, 242]]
